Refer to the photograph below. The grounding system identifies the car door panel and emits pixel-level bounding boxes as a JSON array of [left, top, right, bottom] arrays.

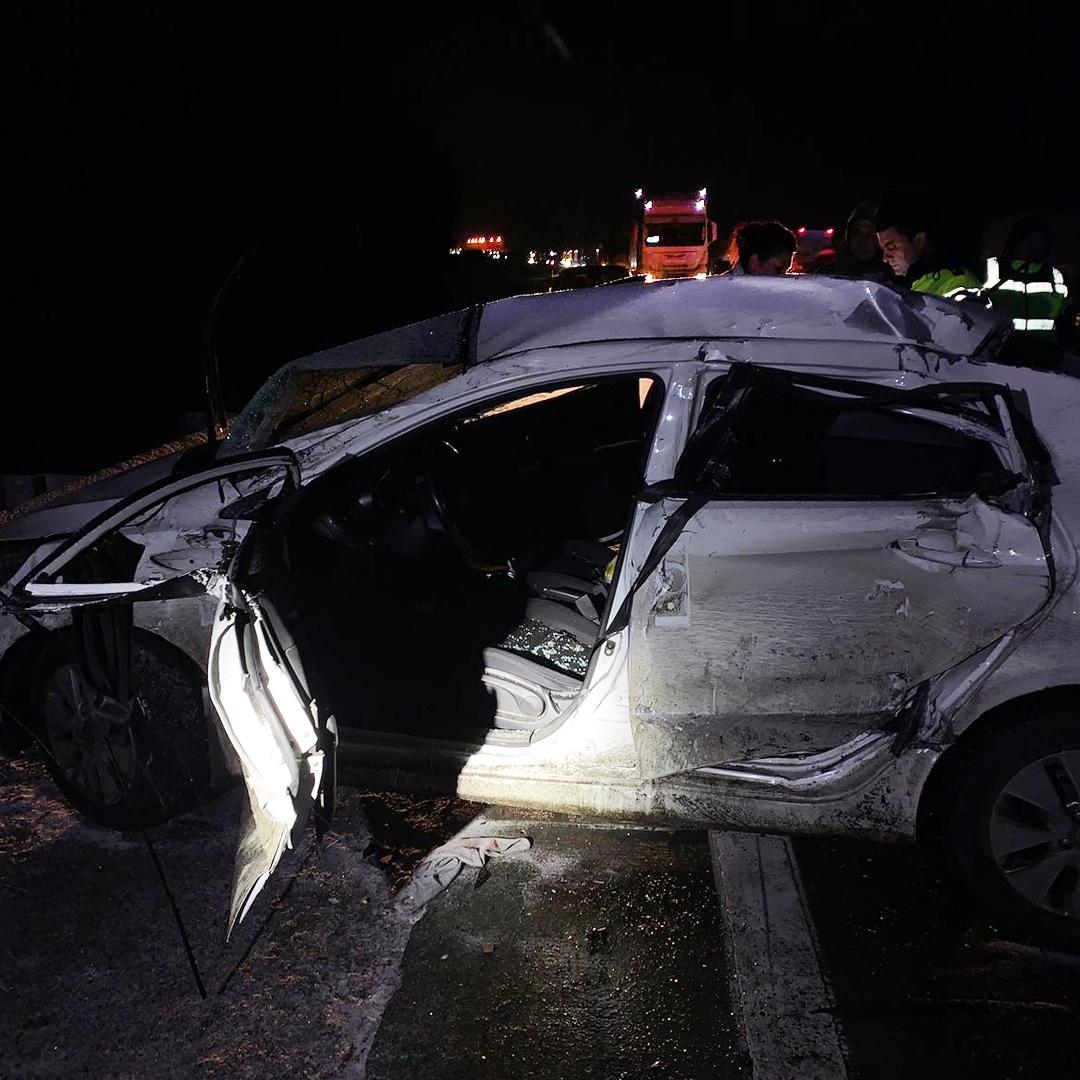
[[614, 363, 1056, 780], [209, 594, 328, 934], [626, 495, 1051, 777]]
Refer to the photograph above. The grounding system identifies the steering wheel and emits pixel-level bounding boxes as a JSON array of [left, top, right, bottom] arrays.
[[420, 439, 508, 572]]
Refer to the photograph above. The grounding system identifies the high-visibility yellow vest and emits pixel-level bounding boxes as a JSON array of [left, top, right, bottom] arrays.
[[910, 266, 983, 298], [982, 258, 1069, 341]]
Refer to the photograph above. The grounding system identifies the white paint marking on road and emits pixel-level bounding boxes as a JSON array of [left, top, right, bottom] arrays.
[[710, 831, 849, 1080]]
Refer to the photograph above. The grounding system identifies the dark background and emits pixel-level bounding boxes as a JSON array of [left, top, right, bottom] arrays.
[[5, 2, 1079, 474]]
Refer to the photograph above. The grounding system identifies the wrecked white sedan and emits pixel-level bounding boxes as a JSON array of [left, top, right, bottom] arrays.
[[2, 276, 1079, 944]]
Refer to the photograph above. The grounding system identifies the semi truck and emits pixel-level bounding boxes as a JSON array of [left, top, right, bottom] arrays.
[[630, 189, 717, 281]]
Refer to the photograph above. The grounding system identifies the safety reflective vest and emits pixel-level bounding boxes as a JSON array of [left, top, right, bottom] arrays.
[[982, 257, 1068, 340], [909, 266, 982, 298]]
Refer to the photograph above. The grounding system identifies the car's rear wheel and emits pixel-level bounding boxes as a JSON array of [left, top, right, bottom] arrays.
[[946, 712, 1080, 950], [36, 629, 212, 829]]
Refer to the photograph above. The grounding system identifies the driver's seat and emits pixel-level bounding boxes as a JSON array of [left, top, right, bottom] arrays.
[[481, 648, 583, 730], [481, 540, 615, 730]]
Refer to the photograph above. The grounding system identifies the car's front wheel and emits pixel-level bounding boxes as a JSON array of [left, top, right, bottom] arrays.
[[946, 712, 1080, 950], [35, 629, 212, 829]]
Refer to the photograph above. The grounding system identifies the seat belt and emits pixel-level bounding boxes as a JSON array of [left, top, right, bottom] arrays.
[[602, 489, 711, 640]]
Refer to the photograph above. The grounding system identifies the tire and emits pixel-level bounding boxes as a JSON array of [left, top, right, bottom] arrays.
[[35, 629, 212, 829], [0, 631, 48, 756], [945, 711, 1080, 950]]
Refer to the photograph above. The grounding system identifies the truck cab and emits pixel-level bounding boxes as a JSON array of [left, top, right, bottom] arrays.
[[631, 190, 718, 281]]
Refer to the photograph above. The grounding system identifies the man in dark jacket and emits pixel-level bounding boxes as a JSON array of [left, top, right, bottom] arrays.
[[874, 189, 981, 297]]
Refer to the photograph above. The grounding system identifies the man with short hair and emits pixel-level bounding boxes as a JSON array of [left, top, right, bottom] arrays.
[[816, 201, 887, 280], [874, 189, 981, 298], [721, 221, 797, 276]]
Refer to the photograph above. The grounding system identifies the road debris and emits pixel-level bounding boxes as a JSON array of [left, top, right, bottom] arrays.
[[586, 925, 609, 952], [396, 835, 533, 916]]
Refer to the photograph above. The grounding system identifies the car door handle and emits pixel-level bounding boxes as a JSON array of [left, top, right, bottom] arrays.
[[891, 537, 1001, 568]]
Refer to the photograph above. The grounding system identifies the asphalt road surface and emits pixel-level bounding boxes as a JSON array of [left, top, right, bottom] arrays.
[[795, 837, 1080, 1080], [0, 760, 748, 1080], [4, 752, 1079, 1080], [366, 814, 749, 1080]]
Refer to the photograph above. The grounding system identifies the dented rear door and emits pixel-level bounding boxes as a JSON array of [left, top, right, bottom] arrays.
[[610, 363, 1055, 779]]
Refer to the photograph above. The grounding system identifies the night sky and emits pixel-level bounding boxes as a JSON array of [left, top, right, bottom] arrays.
[[7, 3, 1079, 473]]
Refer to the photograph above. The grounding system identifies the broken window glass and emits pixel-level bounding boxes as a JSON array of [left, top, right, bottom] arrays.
[[684, 369, 1008, 498], [225, 307, 478, 451]]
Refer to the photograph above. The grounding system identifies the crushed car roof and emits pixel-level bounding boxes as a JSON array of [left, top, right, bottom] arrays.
[[286, 276, 1010, 378], [220, 276, 1010, 453], [477, 276, 1009, 360]]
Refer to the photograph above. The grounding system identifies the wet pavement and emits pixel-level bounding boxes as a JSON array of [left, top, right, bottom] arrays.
[[795, 837, 1080, 1080], [367, 816, 750, 1080], [7, 748, 1080, 1080]]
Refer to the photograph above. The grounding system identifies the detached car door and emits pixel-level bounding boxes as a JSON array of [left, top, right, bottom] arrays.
[[3, 449, 331, 932], [608, 362, 1056, 779]]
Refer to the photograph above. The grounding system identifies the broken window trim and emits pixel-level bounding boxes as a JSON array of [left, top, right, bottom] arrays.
[[680, 363, 1055, 493], [696, 375, 1013, 471], [699, 362, 1013, 433], [887, 406, 1011, 457]]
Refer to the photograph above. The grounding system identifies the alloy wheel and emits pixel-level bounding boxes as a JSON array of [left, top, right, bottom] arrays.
[[989, 750, 1080, 919], [42, 663, 140, 807]]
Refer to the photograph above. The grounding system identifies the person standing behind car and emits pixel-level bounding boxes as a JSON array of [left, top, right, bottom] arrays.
[[815, 201, 887, 280], [874, 189, 982, 298], [721, 221, 797, 276], [981, 215, 1069, 371]]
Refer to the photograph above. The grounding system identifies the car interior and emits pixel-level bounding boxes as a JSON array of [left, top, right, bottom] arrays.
[[248, 374, 664, 742], [687, 375, 1008, 498]]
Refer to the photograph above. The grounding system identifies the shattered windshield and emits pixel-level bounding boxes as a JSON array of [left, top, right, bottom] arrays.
[[224, 307, 478, 451]]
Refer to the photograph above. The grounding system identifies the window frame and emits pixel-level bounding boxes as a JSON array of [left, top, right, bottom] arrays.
[[672, 363, 1034, 504]]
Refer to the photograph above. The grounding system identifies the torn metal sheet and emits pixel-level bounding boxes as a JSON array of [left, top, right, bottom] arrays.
[[7, 451, 298, 612]]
